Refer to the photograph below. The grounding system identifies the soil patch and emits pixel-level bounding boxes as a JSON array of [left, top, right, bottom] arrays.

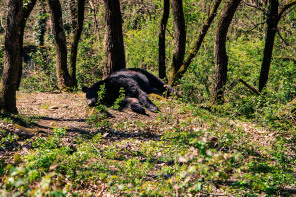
[[0, 92, 159, 164]]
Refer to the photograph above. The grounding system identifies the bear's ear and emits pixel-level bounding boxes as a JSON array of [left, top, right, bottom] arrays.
[[82, 86, 89, 93]]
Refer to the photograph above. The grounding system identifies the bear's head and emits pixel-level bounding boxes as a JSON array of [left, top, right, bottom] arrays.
[[82, 87, 98, 107], [82, 81, 105, 107]]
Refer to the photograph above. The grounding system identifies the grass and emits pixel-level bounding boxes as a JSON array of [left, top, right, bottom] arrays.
[[1, 96, 295, 196]]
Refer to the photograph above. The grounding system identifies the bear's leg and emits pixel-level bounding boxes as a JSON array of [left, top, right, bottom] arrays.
[[121, 97, 146, 114], [137, 89, 159, 112], [125, 81, 159, 113]]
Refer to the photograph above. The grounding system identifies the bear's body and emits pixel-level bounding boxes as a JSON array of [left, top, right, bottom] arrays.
[[82, 68, 175, 114]]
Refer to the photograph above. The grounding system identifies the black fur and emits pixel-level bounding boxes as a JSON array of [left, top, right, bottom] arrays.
[[82, 68, 175, 114]]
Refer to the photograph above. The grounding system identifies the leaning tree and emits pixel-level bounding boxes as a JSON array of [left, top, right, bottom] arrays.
[[168, 0, 223, 86]]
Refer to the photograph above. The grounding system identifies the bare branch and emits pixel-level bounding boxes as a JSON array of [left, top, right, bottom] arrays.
[[276, 28, 296, 54], [238, 79, 260, 95], [243, 2, 266, 12], [279, 0, 296, 18]]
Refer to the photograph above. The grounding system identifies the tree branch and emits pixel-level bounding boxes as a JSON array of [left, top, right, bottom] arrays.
[[238, 79, 260, 95], [243, 2, 266, 12], [278, 0, 296, 18]]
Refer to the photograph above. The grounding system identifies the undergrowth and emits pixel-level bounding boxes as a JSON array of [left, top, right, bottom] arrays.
[[0, 1, 296, 196], [1, 97, 295, 196]]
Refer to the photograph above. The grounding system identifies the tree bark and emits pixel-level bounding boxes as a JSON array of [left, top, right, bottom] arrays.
[[258, 0, 296, 92], [47, 0, 74, 91], [16, 0, 37, 90], [168, 0, 186, 85], [212, 0, 242, 103], [168, 0, 222, 86], [158, 0, 170, 80], [103, 0, 126, 78], [69, 0, 86, 87], [0, 0, 23, 114]]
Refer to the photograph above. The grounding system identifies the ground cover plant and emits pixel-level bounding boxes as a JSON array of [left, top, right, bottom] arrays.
[[0, 92, 295, 196]]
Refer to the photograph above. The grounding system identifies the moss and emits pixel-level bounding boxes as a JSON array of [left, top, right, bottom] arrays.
[[61, 86, 73, 93]]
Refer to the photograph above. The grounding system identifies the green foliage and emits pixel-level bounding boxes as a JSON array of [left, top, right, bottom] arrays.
[[75, 35, 104, 88], [3, 96, 294, 196], [33, 6, 48, 46], [0, 165, 67, 196], [1, 0, 296, 195], [20, 47, 57, 92], [125, 23, 161, 70], [112, 87, 125, 110], [23, 127, 71, 170], [0, 129, 19, 150]]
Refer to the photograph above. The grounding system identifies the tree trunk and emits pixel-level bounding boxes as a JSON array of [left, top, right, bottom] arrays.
[[168, 0, 222, 86], [168, 0, 186, 85], [258, 0, 296, 92], [69, 0, 86, 87], [158, 0, 170, 80], [47, 0, 74, 91], [0, 0, 23, 114], [258, 0, 278, 92], [212, 0, 242, 103], [16, 0, 37, 90], [103, 0, 126, 78]]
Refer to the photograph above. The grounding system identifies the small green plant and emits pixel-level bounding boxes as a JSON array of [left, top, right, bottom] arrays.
[[97, 84, 106, 104], [112, 87, 125, 110], [0, 165, 67, 196], [24, 127, 71, 170], [0, 129, 19, 150]]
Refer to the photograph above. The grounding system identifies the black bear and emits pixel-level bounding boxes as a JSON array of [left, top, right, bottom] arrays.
[[82, 68, 175, 114]]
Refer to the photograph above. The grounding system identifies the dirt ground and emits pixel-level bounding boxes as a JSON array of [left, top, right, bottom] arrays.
[[17, 91, 159, 131], [0, 92, 159, 164]]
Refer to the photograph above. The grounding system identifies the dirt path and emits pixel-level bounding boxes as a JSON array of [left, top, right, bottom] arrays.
[[17, 92, 95, 134], [0, 92, 159, 164], [17, 92, 158, 134]]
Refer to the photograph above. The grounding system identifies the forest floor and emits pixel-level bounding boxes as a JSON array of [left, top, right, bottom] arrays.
[[1, 92, 160, 163], [1, 92, 296, 196]]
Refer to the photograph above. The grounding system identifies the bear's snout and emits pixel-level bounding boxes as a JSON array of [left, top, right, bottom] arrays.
[[86, 98, 97, 106]]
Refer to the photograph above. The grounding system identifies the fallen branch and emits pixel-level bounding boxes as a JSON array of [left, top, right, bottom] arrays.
[[238, 78, 260, 95]]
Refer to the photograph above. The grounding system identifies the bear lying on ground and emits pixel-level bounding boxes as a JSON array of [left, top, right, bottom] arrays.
[[82, 68, 176, 114]]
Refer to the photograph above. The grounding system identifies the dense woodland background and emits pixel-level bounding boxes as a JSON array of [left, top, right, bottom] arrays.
[[0, 0, 296, 196], [0, 0, 296, 102], [0, 0, 294, 101]]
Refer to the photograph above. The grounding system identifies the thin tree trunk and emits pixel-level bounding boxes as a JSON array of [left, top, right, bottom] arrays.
[[158, 0, 170, 80], [258, 0, 278, 92], [16, 0, 37, 90], [212, 0, 242, 103], [103, 0, 126, 78], [0, 0, 23, 114], [168, 0, 186, 85], [47, 0, 74, 91], [69, 0, 86, 87], [168, 0, 222, 86], [259, 0, 296, 92]]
